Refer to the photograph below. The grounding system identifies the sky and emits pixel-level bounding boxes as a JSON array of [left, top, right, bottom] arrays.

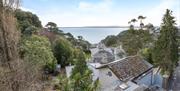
[[21, 0, 180, 27]]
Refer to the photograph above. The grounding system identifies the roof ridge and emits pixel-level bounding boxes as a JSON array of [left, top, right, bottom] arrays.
[[95, 55, 139, 69]]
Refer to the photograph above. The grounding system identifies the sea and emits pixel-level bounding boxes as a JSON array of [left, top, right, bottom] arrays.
[[60, 27, 128, 44]]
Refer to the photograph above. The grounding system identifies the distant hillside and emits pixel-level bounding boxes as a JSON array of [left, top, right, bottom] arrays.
[[61, 26, 130, 28], [101, 29, 153, 55]]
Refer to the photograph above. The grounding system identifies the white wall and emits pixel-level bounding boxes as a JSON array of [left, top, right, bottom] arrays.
[[135, 70, 153, 86], [153, 73, 163, 88], [98, 68, 121, 91], [88, 64, 121, 91]]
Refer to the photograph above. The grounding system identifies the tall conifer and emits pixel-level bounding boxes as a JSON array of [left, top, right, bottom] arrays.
[[153, 9, 178, 74]]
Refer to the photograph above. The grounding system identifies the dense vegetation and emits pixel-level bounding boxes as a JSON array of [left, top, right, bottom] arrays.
[[52, 37, 74, 67], [0, 1, 94, 90], [102, 28, 153, 56], [152, 9, 178, 75], [0, 0, 179, 90], [20, 35, 57, 72], [102, 9, 179, 78], [15, 9, 42, 35]]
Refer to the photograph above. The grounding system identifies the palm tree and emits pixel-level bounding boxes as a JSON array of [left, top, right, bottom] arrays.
[[145, 23, 155, 33], [128, 18, 137, 30], [138, 15, 146, 29], [128, 21, 133, 29], [131, 18, 137, 27]]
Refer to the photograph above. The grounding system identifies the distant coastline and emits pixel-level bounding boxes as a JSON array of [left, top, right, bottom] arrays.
[[60, 26, 180, 29], [60, 27, 128, 43], [61, 26, 130, 28]]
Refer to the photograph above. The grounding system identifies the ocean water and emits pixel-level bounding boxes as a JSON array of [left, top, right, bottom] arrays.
[[60, 27, 128, 44]]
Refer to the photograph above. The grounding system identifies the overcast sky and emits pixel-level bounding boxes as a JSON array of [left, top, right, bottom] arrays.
[[22, 0, 180, 27]]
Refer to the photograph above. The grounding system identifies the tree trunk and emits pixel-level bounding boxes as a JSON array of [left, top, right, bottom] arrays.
[[0, 0, 21, 91]]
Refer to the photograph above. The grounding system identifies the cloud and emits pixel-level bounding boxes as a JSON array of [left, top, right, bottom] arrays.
[[78, 0, 112, 13], [79, 2, 92, 9], [19, 6, 38, 16], [145, 0, 179, 26], [20, 0, 179, 27], [20, 7, 31, 11]]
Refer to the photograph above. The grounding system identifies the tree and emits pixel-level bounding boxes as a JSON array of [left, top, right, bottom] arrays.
[[71, 50, 88, 77], [128, 21, 133, 29], [128, 18, 137, 30], [119, 29, 152, 56], [52, 37, 74, 67], [46, 22, 57, 29], [145, 23, 154, 30], [138, 15, 146, 29], [140, 48, 153, 64], [70, 50, 99, 91], [65, 32, 77, 45], [145, 23, 155, 33], [152, 9, 178, 75], [102, 35, 118, 47], [15, 9, 42, 34], [66, 32, 74, 39], [23, 25, 39, 35], [45, 22, 62, 33], [20, 35, 57, 72], [131, 18, 137, 26], [0, 0, 23, 91], [77, 36, 83, 41], [121, 30, 143, 55]]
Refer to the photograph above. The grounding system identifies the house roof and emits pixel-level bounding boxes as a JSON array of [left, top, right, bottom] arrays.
[[108, 56, 153, 82], [93, 50, 115, 64]]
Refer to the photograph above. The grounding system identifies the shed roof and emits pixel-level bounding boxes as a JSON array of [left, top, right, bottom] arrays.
[[108, 56, 153, 82]]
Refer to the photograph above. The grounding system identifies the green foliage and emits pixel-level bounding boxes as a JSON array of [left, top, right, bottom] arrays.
[[152, 9, 178, 74], [52, 37, 74, 67], [120, 29, 153, 55], [78, 36, 83, 40], [57, 72, 99, 91], [71, 50, 88, 77], [46, 22, 63, 33], [70, 50, 99, 91], [23, 25, 39, 36], [55, 50, 99, 91], [71, 70, 93, 91], [76, 36, 91, 50], [140, 48, 153, 64], [102, 29, 153, 56], [20, 35, 57, 71], [102, 35, 118, 47], [138, 15, 146, 29], [15, 9, 42, 34], [121, 30, 142, 55], [66, 34, 91, 56], [56, 75, 72, 91], [128, 18, 137, 30], [78, 40, 91, 52]]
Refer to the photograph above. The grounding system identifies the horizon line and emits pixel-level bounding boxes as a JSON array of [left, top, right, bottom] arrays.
[[59, 26, 155, 28]]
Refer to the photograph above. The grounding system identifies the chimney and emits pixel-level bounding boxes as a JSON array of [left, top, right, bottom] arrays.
[[162, 74, 169, 91]]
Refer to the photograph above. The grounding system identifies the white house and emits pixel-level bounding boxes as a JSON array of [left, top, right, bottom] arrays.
[[66, 55, 163, 91], [66, 43, 163, 91]]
